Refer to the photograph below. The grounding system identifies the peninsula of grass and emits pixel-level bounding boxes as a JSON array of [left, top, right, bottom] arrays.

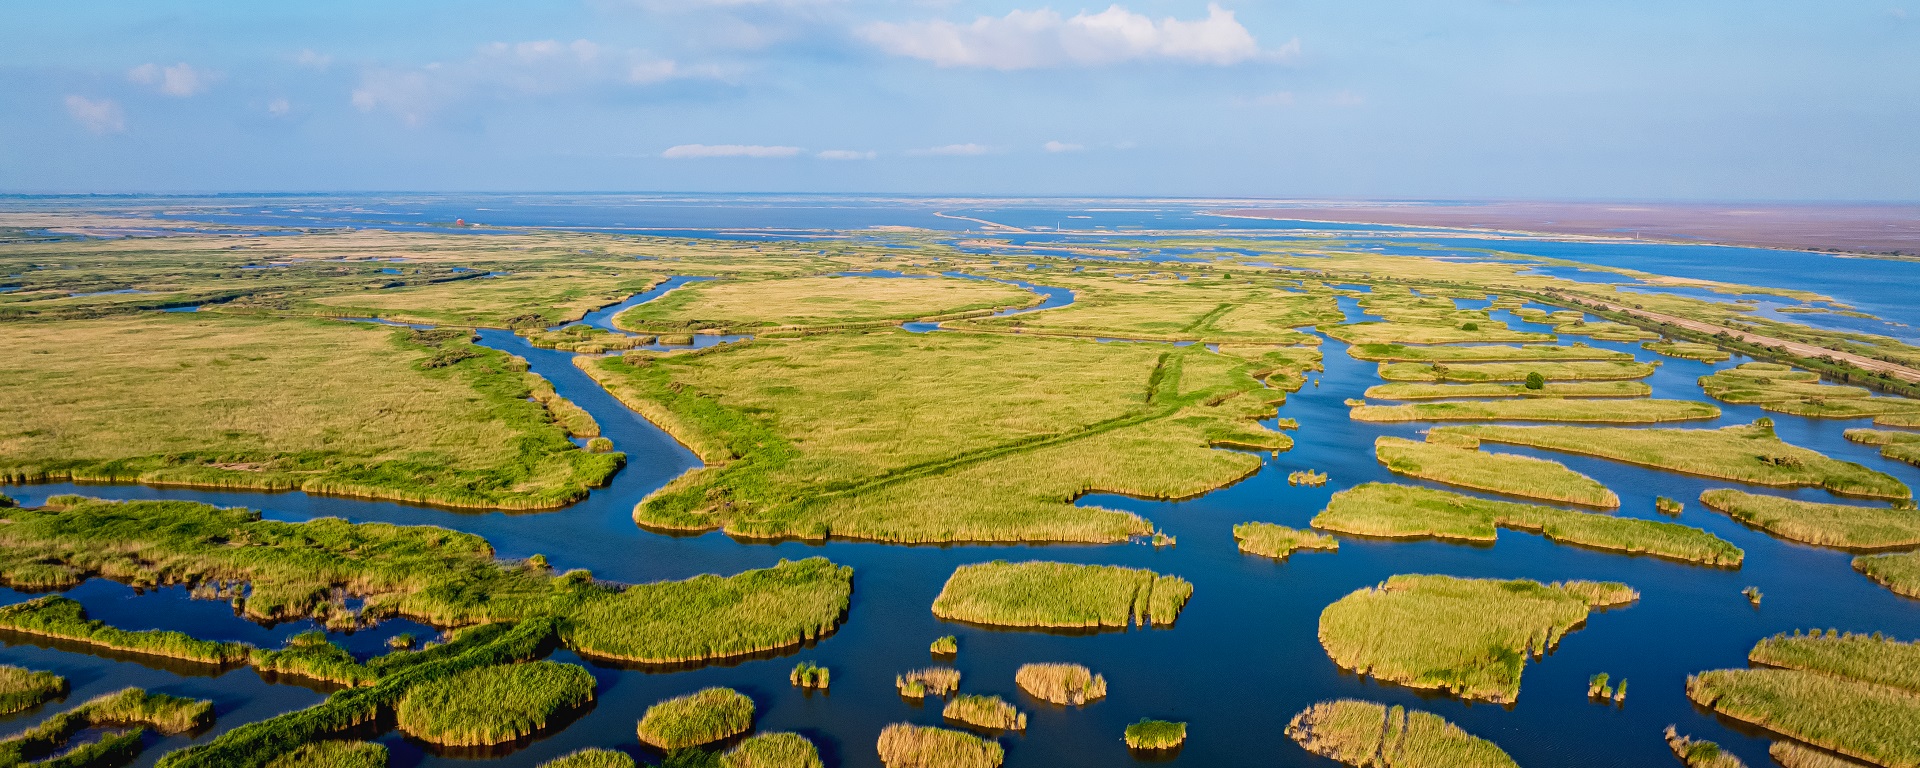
[[395, 660, 596, 746], [1771, 743, 1875, 768], [1233, 522, 1340, 560], [586, 331, 1291, 543], [1122, 720, 1185, 750], [944, 695, 1027, 732], [0, 687, 213, 768], [1645, 341, 1733, 362], [1686, 669, 1920, 768], [1312, 483, 1741, 565], [1014, 663, 1107, 705], [1318, 575, 1637, 703], [1699, 489, 1920, 550], [722, 733, 822, 768], [1665, 728, 1748, 768], [636, 687, 755, 750], [897, 668, 961, 699], [615, 275, 1035, 333], [0, 596, 252, 665], [1284, 700, 1518, 768], [0, 665, 66, 715], [931, 561, 1193, 629], [1435, 421, 1911, 500], [875, 724, 1003, 768], [1375, 436, 1619, 507], [538, 749, 636, 768], [1701, 363, 1920, 419], [0, 316, 620, 510], [1347, 343, 1630, 363], [1352, 398, 1719, 424], [1377, 360, 1657, 383], [1322, 321, 1553, 346], [1750, 630, 1920, 695], [1845, 429, 1920, 468], [1364, 381, 1651, 400], [251, 632, 377, 687], [1856, 551, 1920, 598], [264, 741, 389, 768]]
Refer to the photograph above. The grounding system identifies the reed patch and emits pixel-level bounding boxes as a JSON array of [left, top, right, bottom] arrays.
[[395, 660, 595, 746], [1699, 489, 1920, 550], [1284, 699, 1517, 768], [1352, 398, 1719, 424], [1374, 436, 1619, 507], [636, 687, 755, 750], [1014, 663, 1107, 705], [931, 561, 1192, 629], [943, 695, 1026, 732], [0, 665, 66, 716], [1122, 720, 1186, 750], [875, 724, 1003, 768], [1233, 523, 1339, 560]]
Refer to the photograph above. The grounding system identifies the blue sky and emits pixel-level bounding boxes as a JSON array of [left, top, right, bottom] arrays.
[[3, 0, 1916, 199]]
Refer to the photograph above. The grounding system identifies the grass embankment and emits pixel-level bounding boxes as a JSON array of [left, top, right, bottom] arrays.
[[1699, 490, 1920, 550], [636, 687, 755, 750], [1435, 421, 1911, 500], [1318, 575, 1637, 703], [538, 749, 634, 768], [0, 596, 251, 665], [1773, 743, 1877, 768], [1665, 728, 1749, 768], [1313, 484, 1741, 565], [586, 331, 1292, 543], [1645, 341, 1732, 362], [1014, 663, 1107, 705], [1378, 360, 1657, 383], [1123, 720, 1185, 750], [615, 275, 1034, 333], [944, 695, 1026, 731], [897, 668, 961, 699], [396, 660, 595, 746], [1846, 429, 1920, 468], [1856, 552, 1920, 598], [0, 496, 854, 666], [1346, 343, 1630, 363], [1352, 398, 1719, 424], [722, 733, 822, 768], [931, 561, 1192, 629], [1364, 381, 1651, 400], [1374, 436, 1618, 507], [1233, 522, 1339, 560], [264, 741, 388, 768], [1701, 363, 1920, 420], [0, 666, 66, 715], [252, 632, 377, 686], [0, 316, 620, 510], [875, 724, 1003, 768], [0, 688, 213, 768], [1284, 700, 1517, 768]]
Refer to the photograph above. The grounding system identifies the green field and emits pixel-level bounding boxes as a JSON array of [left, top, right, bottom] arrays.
[[1699, 489, 1920, 549], [1285, 700, 1518, 768], [307, 271, 664, 328], [931, 561, 1191, 629], [615, 275, 1037, 332], [1374, 436, 1619, 506], [1352, 398, 1719, 424], [1378, 360, 1657, 382]]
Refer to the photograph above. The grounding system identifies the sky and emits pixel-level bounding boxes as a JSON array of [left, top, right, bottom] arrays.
[[2, 0, 1917, 199]]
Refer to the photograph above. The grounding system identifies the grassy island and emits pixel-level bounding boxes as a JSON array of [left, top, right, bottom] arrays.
[[1699, 489, 1920, 549], [396, 661, 595, 746], [931, 561, 1192, 629], [0, 316, 621, 510], [1347, 343, 1630, 363], [1364, 381, 1651, 400], [1435, 421, 1912, 499], [1233, 522, 1340, 560], [251, 632, 378, 687], [1856, 552, 1920, 598], [1352, 398, 1719, 424], [1699, 363, 1920, 420], [947, 274, 1338, 344], [1750, 631, 1920, 694], [1687, 670, 1919, 767], [930, 635, 958, 656], [1665, 728, 1749, 768], [0, 665, 67, 715], [0, 596, 252, 665], [722, 733, 823, 768], [897, 668, 962, 699], [1284, 700, 1517, 768], [636, 687, 755, 750], [1645, 341, 1733, 362], [1845, 429, 1920, 468], [944, 694, 1027, 731], [1123, 720, 1186, 750], [876, 724, 1003, 768], [1312, 484, 1742, 565], [1318, 575, 1637, 702], [1374, 436, 1619, 507], [615, 275, 1037, 333], [1322, 321, 1553, 346], [1378, 360, 1657, 383], [520, 324, 653, 353], [264, 741, 389, 768], [536, 749, 635, 768], [0, 687, 214, 768], [1014, 663, 1108, 705]]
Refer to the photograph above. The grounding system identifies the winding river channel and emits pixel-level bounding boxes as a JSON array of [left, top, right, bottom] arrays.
[[5, 276, 1920, 768]]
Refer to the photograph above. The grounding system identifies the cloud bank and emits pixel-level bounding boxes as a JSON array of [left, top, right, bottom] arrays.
[[857, 3, 1279, 70]]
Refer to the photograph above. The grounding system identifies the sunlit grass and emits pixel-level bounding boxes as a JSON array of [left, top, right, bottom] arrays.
[[1353, 398, 1718, 424], [875, 724, 1002, 768], [395, 661, 595, 746], [931, 561, 1192, 629], [635, 687, 755, 750], [1699, 489, 1920, 549], [1377, 360, 1656, 383], [0, 665, 66, 716], [1233, 522, 1339, 560], [1374, 436, 1618, 507], [1013, 664, 1107, 706], [1284, 699, 1517, 768], [616, 275, 1034, 333]]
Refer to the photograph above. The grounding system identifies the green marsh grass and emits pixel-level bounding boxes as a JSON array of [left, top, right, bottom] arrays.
[[1321, 321, 1553, 346], [1700, 363, 1920, 420], [1772, 742, 1877, 768], [1318, 575, 1637, 703], [1665, 727, 1749, 768], [1122, 720, 1185, 750], [1855, 551, 1920, 598], [721, 733, 822, 768], [1845, 429, 1920, 468], [1364, 381, 1651, 400], [1013, 663, 1107, 705], [930, 636, 958, 656], [790, 662, 829, 689], [1749, 631, 1920, 694], [950, 275, 1338, 344], [263, 741, 388, 768], [563, 558, 852, 664], [1374, 436, 1619, 507], [1346, 344, 1630, 363], [615, 276, 1035, 333], [1288, 469, 1329, 486], [896, 668, 961, 699], [1436, 421, 1911, 499], [250, 632, 376, 687], [1686, 669, 1920, 768], [1699, 489, 1920, 549], [943, 695, 1027, 731], [931, 561, 1192, 629], [1351, 398, 1719, 424], [1232, 523, 1339, 560], [1311, 484, 1742, 566], [1658, 497, 1685, 515], [0, 666, 66, 715], [1283, 699, 1518, 768], [395, 660, 595, 746], [875, 724, 1003, 768], [1745, 586, 1765, 605], [1377, 360, 1657, 383], [0, 596, 251, 665], [635, 687, 755, 750], [0, 687, 213, 768], [1644, 341, 1732, 362], [538, 749, 636, 768]]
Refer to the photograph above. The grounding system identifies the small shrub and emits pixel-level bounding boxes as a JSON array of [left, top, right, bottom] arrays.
[[1523, 371, 1545, 390]]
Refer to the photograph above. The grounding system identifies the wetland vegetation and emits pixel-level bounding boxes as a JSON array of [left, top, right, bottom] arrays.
[[1121, 720, 1185, 750], [635, 687, 755, 750], [0, 687, 213, 768], [1363, 380, 1651, 399], [264, 741, 389, 768], [1373, 436, 1619, 506], [1846, 429, 1920, 468], [1375, 360, 1656, 383], [875, 724, 1003, 768], [1645, 340, 1733, 362], [1698, 489, 1920, 549], [721, 733, 823, 768], [1351, 398, 1719, 424], [943, 694, 1027, 732], [1232, 522, 1340, 560], [0, 665, 66, 715], [1346, 343, 1630, 363], [1284, 700, 1518, 768], [395, 660, 596, 746], [931, 561, 1192, 629], [1013, 663, 1107, 705]]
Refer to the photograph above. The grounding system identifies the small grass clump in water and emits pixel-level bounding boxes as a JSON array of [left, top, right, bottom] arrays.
[[264, 741, 388, 768], [1687, 630, 1920, 768], [0, 687, 214, 768], [1644, 341, 1732, 362], [930, 635, 958, 656], [250, 631, 376, 687], [1434, 421, 1911, 500], [1289, 469, 1329, 486], [635, 687, 755, 750], [1657, 497, 1685, 516], [1844, 428, 1920, 468], [396, 660, 596, 747], [721, 733, 822, 768], [1698, 489, 1920, 549], [790, 662, 829, 689], [1014, 663, 1107, 705], [1374, 436, 1619, 507], [1744, 586, 1764, 605], [1312, 483, 1743, 566], [1318, 575, 1637, 703], [1351, 398, 1718, 424], [1233, 522, 1339, 560], [1586, 673, 1626, 704], [943, 694, 1027, 731], [932, 561, 1193, 629], [1664, 727, 1748, 768], [897, 668, 961, 699], [1123, 720, 1186, 750], [0, 665, 66, 715], [1285, 699, 1518, 768], [875, 724, 1003, 768], [0, 596, 251, 665], [1700, 363, 1920, 420], [536, 748, 635, 768]]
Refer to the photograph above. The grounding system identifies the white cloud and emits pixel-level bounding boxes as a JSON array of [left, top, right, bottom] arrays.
[[912, 143, 992, 156], [1043, 140, 1084, 152], [1333, 90, 1365, 107], [294, 49, 333, 71], [64, 96, 125, 134], [662, 144, 803, 158], [128, 62, 213, 97], [267, 97, 292, 116], [857, 3, 1283, 70], [352, 39, 712, 125], [817, 149, 877, 160]]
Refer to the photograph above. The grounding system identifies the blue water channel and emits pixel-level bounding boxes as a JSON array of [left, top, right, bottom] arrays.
[[5, 274, 1920, 767]]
